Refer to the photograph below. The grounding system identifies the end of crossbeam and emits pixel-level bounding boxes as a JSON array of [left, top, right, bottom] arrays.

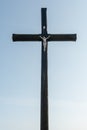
[[73, 34, 77, 41], [12, 34, 16, 41], [12, 34, 19, 42]]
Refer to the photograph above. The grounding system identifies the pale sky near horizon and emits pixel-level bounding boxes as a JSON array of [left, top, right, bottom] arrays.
[[0, 0, 87, 130]]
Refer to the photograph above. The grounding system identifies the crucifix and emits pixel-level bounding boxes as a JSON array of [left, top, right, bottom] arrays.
[[12, 8, 77, 130]]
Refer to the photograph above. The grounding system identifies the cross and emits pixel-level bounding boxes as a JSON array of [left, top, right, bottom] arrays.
[[12, 8, 77, 130]]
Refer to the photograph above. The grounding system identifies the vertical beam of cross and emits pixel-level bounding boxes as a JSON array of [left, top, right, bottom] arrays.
[[41, 8, 48, 130], [12, 8, 77, 130]]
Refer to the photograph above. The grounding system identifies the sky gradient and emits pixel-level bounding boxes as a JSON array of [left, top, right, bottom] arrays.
[[0, 0, 87, 130]]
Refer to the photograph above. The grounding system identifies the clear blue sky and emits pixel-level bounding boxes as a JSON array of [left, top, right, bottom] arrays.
[[0, 0, 87, 130]]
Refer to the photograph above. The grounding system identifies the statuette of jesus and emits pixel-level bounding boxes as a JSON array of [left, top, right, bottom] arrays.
[[40, 36, 50, 51]]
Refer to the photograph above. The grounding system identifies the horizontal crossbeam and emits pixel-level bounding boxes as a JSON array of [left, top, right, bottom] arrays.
[[12, 34, 41, 41], [48, 34, 77, 41], [13, 34, 77, 42]]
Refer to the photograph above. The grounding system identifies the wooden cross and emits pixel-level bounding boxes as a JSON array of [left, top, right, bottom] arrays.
[[12, 8, 77, 130]]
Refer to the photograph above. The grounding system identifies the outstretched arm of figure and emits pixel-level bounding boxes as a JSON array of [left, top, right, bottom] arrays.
[[46, 35, 50, 40], [40, 36, 43, 40]]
